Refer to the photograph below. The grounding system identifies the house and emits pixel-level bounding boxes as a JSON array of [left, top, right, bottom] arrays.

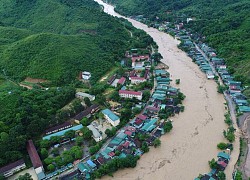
[[74, 104, 99, 120], [119, 90, 143, 100], [130, 77, 146, 84], [131, 55, 149, 69], [75, 92, 95, 101], [107, 74, 116, 85], [102, 109, 120, 127], [27, 140, 45, 180], [117, 77, 126, 86], [45, 121, 72, 135], [0, 159, 26, 178], [206, 71, 214, 79], [82, 71, 91, 80], [87, 124, 102, 142]]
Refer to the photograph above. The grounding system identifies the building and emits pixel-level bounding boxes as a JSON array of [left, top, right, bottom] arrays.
[[206, 71, 214, 79], [82, 71, 91, 80], [43, 124, 83, 140], [27, 140, 45, 180], [0, 159, 26, 178], [74, 104, 99, 121], [45, 121, 72, 135], [117, 77, 126, 86], [75, 92, 95, 101], [119, 90, 142, 100], [131, 55, 149, 69], [130, 77, 146, 84], [102, 109, 120, 127], [87, 124, 102, 142]]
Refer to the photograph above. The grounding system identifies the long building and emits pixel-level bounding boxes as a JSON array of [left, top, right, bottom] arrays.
[[119, 90, 142, 100], [101, 109, 120, 127], [0, 159, 26, 178]]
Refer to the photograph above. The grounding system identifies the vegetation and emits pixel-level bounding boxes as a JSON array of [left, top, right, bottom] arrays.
[[217, 142, 227, 150], [153, 138, 161, 148], [163, 121, 173, 133], [109, 0, 250, 93], [217, 171, 226, 180], [16, 173, 32, 180], [208, 158, 218, 169], [92, 155, 139, 178]]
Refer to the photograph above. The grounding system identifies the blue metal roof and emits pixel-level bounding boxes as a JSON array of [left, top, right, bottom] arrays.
[[43, 124, 83, 140], [102, 109, 120, 122], [86, 160, 96, 168]]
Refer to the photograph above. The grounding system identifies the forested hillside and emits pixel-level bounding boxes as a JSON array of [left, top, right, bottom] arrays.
[[109, 0, 250, 88], [0, 0, 154, 84]]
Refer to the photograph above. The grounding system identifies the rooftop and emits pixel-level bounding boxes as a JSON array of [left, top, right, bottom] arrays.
[[118, 77, 126, 85], [102, 109, 120, 122], [119, 90, 142, 96], [0, 159, 25, 174], [27, 140, 43, 169]]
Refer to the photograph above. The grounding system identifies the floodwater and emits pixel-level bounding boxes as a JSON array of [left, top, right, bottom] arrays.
[[94, 0, 240, 179]]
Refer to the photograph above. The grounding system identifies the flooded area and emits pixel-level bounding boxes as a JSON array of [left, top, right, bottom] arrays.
[[94, 0, 240, 179]]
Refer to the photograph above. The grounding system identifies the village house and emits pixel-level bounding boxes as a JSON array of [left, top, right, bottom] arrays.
[[130, 77, 146, 84], [81, 71, 91, 80], [75, 92, 95, 101], [74, 104, 99, 121], [102, 109, 120, 127], [131, 55, 149, 69], [119, 90, 143, 100], [117, 77, 126, 86], [27, 140, 45, 180], [0, 159, 26, 178]]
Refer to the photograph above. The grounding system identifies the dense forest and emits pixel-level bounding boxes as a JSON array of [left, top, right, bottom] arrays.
[[108, 0, 250, 90], [0, 0, 155, 167], [0, 0, 154, 84]]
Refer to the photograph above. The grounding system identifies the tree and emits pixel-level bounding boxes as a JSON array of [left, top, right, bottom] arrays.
[[76, 136, 84, 146], [84, 97, 91, 107], [142, 90, 151, 102], [40, 148, 48, 159], [17, 173, 32, 180], [47, 164, 56, 172], [50, 136, 61, 144], [234, 171, 243, 180], [40, 139, 50, 149], [217, 142, 227, 150], [132, 107, 141, 115], [81, 117, 91, 126], [141, 142, 149, 153], [217, 171, 226, 180], [153, 138, 161, 148], [64, 130, 75, 139], [81, 127, 92, 140], [208, 158, 218, 169], [175, 79, 180, 84], [70, 146, 83, 159], [51, 148, 59, 156], [105, 127, 117, 137], [163, 121, 173, 133], [44, 157, 54, 165]]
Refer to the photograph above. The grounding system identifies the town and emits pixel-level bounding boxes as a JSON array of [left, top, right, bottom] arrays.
[[0, 48, 185, 180]]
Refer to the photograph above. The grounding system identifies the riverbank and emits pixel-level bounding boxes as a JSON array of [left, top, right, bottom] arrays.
[[94, 0, 237, 179]]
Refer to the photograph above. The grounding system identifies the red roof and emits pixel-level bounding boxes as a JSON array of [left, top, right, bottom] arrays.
[[131, 55, 149, 62], [218, 161, 228, 168], [108, 152, 115, 157], [119, 90, 142, 96], [123, 141, 130, 148], [0, 159, 25, 174], [129, 70, 136, 77], [146, 106, 160, 112], [124, 126, 136, 132], [27, 140, 43, 169], [135, 119, 143, 126], [124, 130, 132, 136], [137, 114, 147, 121], [130, 77, 145, 81], [97, 157, 105, 165], [118, 77, 126, 85]]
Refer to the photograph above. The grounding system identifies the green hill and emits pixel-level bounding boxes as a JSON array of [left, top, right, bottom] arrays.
[[109, 0, 250, 88], [0, 0, 153, 84]]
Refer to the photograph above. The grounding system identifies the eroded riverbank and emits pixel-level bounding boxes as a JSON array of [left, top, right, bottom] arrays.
[[95, 0, 240, 179]]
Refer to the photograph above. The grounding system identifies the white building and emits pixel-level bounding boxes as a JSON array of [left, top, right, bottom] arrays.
[[206, 71, 215, 79], [101, 109, 120, 127], [82, 71, 91, 80], [87, 124, 102, 142], [0, 159, 26, 178], [130, 77, 146, 84], [76, 92, 95, 101], [119, 90, 142, 100]]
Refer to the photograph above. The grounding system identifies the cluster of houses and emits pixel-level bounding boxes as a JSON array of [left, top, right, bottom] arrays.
[[182, 39, 250, 113], [195, 151, 231, 180], [73, 66, 183, 178]]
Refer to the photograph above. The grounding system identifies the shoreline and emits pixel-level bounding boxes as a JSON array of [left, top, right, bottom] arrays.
[[94, 0, 240, 179]]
